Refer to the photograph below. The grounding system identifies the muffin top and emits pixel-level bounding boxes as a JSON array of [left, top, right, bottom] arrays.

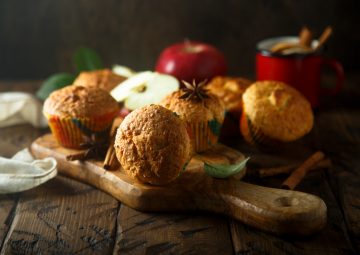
[[206, 76, 252, 112], [115, 104, 191, 185], [43, 85, 119, 117], [73, 69, 126, 92], [161, 90, 225, 123], [242, 81, 313, 142]]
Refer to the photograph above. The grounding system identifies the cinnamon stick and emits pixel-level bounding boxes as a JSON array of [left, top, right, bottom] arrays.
[[104, 145, 119, 170], [258, 163, 299, 178], [257, 158, 332, 178], [314, 26, 333, 51], [66, 151, 87, 161], [103, 117, 122, 170], [281, 151, 325, 190], [271, 42, 298, 53], [299, 26, 313, 47]]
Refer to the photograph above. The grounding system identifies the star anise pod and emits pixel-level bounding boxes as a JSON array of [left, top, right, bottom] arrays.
[[179, 80, 209, 101], [66, 133, 109, 161]]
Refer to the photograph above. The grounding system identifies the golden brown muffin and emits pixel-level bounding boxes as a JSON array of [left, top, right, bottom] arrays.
[[206, 76, 253, 140], [115, 104, 191, 185], [206, 76, 252, 112], [43, 85, 119, 148], [241, 81, 313, 144], [73, 69, 126, 92], [161, 82, 225, 153], [44, 85, 118, 118]]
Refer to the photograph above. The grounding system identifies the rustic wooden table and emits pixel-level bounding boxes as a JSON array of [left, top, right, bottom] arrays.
[[0, 78, 359, 255]]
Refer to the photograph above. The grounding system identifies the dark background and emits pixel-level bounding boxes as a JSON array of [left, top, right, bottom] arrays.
[[0, 0, 359, 80]]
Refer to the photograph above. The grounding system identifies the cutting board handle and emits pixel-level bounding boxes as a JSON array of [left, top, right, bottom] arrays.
[[195, 180, 327, 235]]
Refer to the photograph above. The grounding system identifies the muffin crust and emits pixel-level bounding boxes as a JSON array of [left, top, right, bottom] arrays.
[[206, 76, 252, 112], [161, 90, 225, 123], [43, 85, 118, 117], [115, 104, 191, 185], [242, 81, 313, 142], [73, 69, 126, 92]]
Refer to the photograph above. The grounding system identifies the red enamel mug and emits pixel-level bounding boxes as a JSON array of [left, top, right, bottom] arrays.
[[256, 36, 344, 108]]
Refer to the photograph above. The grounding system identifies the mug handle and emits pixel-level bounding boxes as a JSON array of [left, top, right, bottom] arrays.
[[320, 59, 345, 96]]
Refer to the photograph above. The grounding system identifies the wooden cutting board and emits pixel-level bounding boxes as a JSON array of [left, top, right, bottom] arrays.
[[30, 134, 327, 236]]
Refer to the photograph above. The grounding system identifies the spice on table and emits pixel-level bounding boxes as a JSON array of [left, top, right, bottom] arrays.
[[66, 133, 109, 161], [281, 151, 325, 190]]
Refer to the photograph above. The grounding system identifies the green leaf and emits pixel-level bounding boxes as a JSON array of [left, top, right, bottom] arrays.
[[36, 73, 76, 100], [73, 47, 103, 73], [204, 157, 250, 179]]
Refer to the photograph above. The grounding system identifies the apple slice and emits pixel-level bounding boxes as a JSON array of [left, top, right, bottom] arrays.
[[112, 64, 136, 78], [110, 71, 179, 110]]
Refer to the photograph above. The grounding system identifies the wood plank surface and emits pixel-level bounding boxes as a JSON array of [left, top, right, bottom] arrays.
[[0, 194, 19, 251], [114, 206, 233, 255], [314, 90, 360, 253], [1, 176, 119, 254]]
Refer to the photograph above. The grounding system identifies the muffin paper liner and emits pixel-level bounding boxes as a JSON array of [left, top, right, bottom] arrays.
[[45, 111, 118, 149], [187, 118, 223, 153], [240, 112, 278, 147], [220, 110, 242, 139]]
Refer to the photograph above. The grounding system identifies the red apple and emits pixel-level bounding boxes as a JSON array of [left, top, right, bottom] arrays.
[[155, 41, 227, 82]]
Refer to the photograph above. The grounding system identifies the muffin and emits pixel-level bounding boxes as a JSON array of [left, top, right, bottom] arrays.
[[161, 80, 225, 153], [206, 76, 252, 139], [115, 104, 191, 185], [206, 76, 252, 113], [73, 69, 126, 92], [43, 85, 119, 149], [241, 81, 313, 145]]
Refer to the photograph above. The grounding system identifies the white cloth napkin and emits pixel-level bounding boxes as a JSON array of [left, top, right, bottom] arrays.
[[0, 149, 57, 193], [0, 92, 48, 128]]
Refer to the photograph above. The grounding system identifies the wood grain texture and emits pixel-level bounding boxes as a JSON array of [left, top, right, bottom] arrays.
[[31, 134, 327, 235], [314, 98, 360, 252], [114, 205, 233, 255], [1, 176, 119, 254], [0, 194, 19, 251]]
